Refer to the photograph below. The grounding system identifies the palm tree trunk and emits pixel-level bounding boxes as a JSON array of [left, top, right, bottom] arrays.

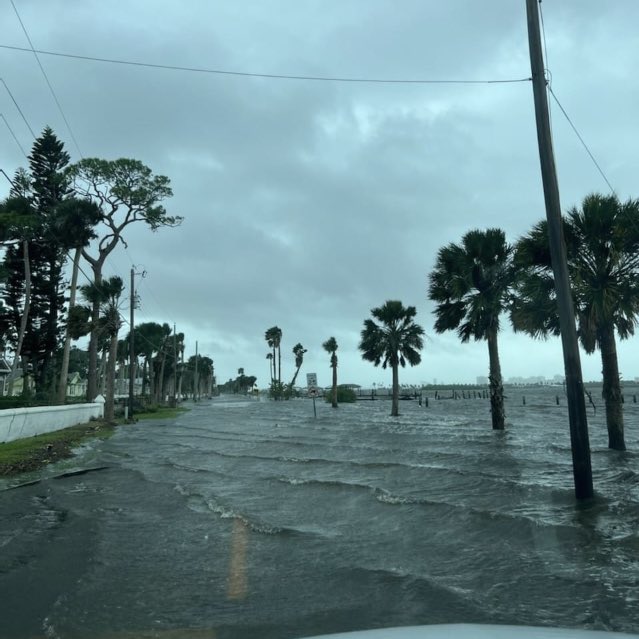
[[105, 333, 118, 421], [290, 364, 302, 388], [277, 346, 281, 387], [600, 326, 625, 450], [86, 269, 102, 401], [98, 349, 107, 395], [141, 359, 148, 396], [157, 354, 167, 404], [58, 247, 81, 404], [331, 362, 338, 408], [391, 363, 399, 417], [487, 328, 505, 430], [8, 239, 31, 397]]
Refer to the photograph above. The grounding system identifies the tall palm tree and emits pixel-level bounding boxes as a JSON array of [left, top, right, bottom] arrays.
[[289, 343, 307, 388], [322, 337, 338, 408], [80, 276, 124, 421], [359, 300, 424, 417], [265, 325, 283, 396], [266, 353, 274, 384], [512, 194, 639, 451], [428, 228, 513, 430]]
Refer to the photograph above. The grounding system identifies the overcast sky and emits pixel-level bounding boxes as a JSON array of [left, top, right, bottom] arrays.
[[1, 1, 638, 388]]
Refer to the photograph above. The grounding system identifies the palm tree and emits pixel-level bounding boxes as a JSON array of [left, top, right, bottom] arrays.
[[511, 194, 639, 451], [266, 353, 274, 384], [265, 326, 283, 397], [322, 337, 338, 408], [134, 322, 167, 399], [359, 300, 424, 417], [428, 228, 513, 430], [80, 276, 124, 421], [289, 343, 307, 389]]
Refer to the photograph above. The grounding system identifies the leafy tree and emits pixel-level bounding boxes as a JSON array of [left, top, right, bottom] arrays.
[[67, 346, 88, 378], [25, 128, 72, 393], [323, 385, 356, 404], [511, 194, 639, 450], [66, 158, 182, 400], [322, 337, 339, 408], [0, 195, 39, 396], [359, 300, 424, 416], [428, 228, 513, 430]]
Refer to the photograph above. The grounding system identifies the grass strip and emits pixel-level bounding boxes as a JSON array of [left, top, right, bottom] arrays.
[[0, 404, 191, 477]]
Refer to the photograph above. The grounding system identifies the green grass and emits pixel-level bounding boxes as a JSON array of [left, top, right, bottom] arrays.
[[0, 404, 189, 476], [0, 419, 114, 472]]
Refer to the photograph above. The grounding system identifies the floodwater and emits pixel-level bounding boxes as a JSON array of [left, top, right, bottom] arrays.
[[1, 387, 639, 638]]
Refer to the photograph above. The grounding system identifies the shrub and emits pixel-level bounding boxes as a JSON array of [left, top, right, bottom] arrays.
[[324, 386, 356, 404]]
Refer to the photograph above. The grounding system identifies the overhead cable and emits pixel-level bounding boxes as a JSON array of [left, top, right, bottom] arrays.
[[9, 0, 83, 157], [0, 43, 532, 85], [0, 77, 35, 138]]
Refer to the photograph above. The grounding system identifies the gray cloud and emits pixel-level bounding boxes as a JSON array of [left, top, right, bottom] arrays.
[[1, 1, 638, 387]]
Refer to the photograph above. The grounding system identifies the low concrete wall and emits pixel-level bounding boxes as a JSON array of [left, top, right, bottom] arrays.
[[0, 398, 105, 444]]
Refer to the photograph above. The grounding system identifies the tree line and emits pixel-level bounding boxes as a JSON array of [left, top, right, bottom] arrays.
[[0, 126, 185, 418]]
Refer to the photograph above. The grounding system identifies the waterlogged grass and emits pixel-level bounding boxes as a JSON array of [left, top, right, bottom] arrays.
[[0, 404, 190, 476], [0, 419, 115, 475]]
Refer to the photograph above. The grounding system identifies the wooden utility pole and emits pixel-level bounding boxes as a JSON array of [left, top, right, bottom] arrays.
[[128, 267, 135, 419], [194, 340, 199, 402], [173, 323, 177, 404], [526, 0, 593, 499]]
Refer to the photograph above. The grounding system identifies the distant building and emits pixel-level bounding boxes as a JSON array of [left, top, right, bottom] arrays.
[[476, 376, 489, 385], [67, 372, 88, 397], [0, 357, 11, 395], [507, 375, 547, 385]]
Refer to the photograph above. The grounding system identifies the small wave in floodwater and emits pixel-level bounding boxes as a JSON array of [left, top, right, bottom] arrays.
[[1, 386, 638, 639]]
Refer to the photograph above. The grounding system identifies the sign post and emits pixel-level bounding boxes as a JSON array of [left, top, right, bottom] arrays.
[[306, 373, 318, 418]]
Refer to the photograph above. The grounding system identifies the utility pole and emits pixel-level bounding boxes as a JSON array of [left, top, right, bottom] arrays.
[[526, 0, 593, 499], [128, 267, 135, 419], [128, 266, 145, 419], [194, 340, 199, 402], [173, 323, 177, 406]]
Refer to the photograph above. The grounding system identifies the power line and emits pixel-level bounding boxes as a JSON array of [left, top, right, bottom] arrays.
[[0, 77, 35, 138], [538, 0, 553, 135], [539, 0, 550, 73], [548, 86, 616, 196], [0, 43, 532, 86], [9, 1, 83, 157], [1, 113, 27, 157]]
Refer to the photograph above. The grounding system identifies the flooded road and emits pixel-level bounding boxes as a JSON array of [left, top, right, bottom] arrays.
[[1, 388, 638, 638]]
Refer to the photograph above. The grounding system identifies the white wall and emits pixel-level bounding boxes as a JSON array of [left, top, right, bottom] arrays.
[[0, 398, 105, 444]]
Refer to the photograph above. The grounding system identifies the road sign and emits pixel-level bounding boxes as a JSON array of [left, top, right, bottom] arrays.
[[308, 387, 318, 397], [306, 373, 317, 388]]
